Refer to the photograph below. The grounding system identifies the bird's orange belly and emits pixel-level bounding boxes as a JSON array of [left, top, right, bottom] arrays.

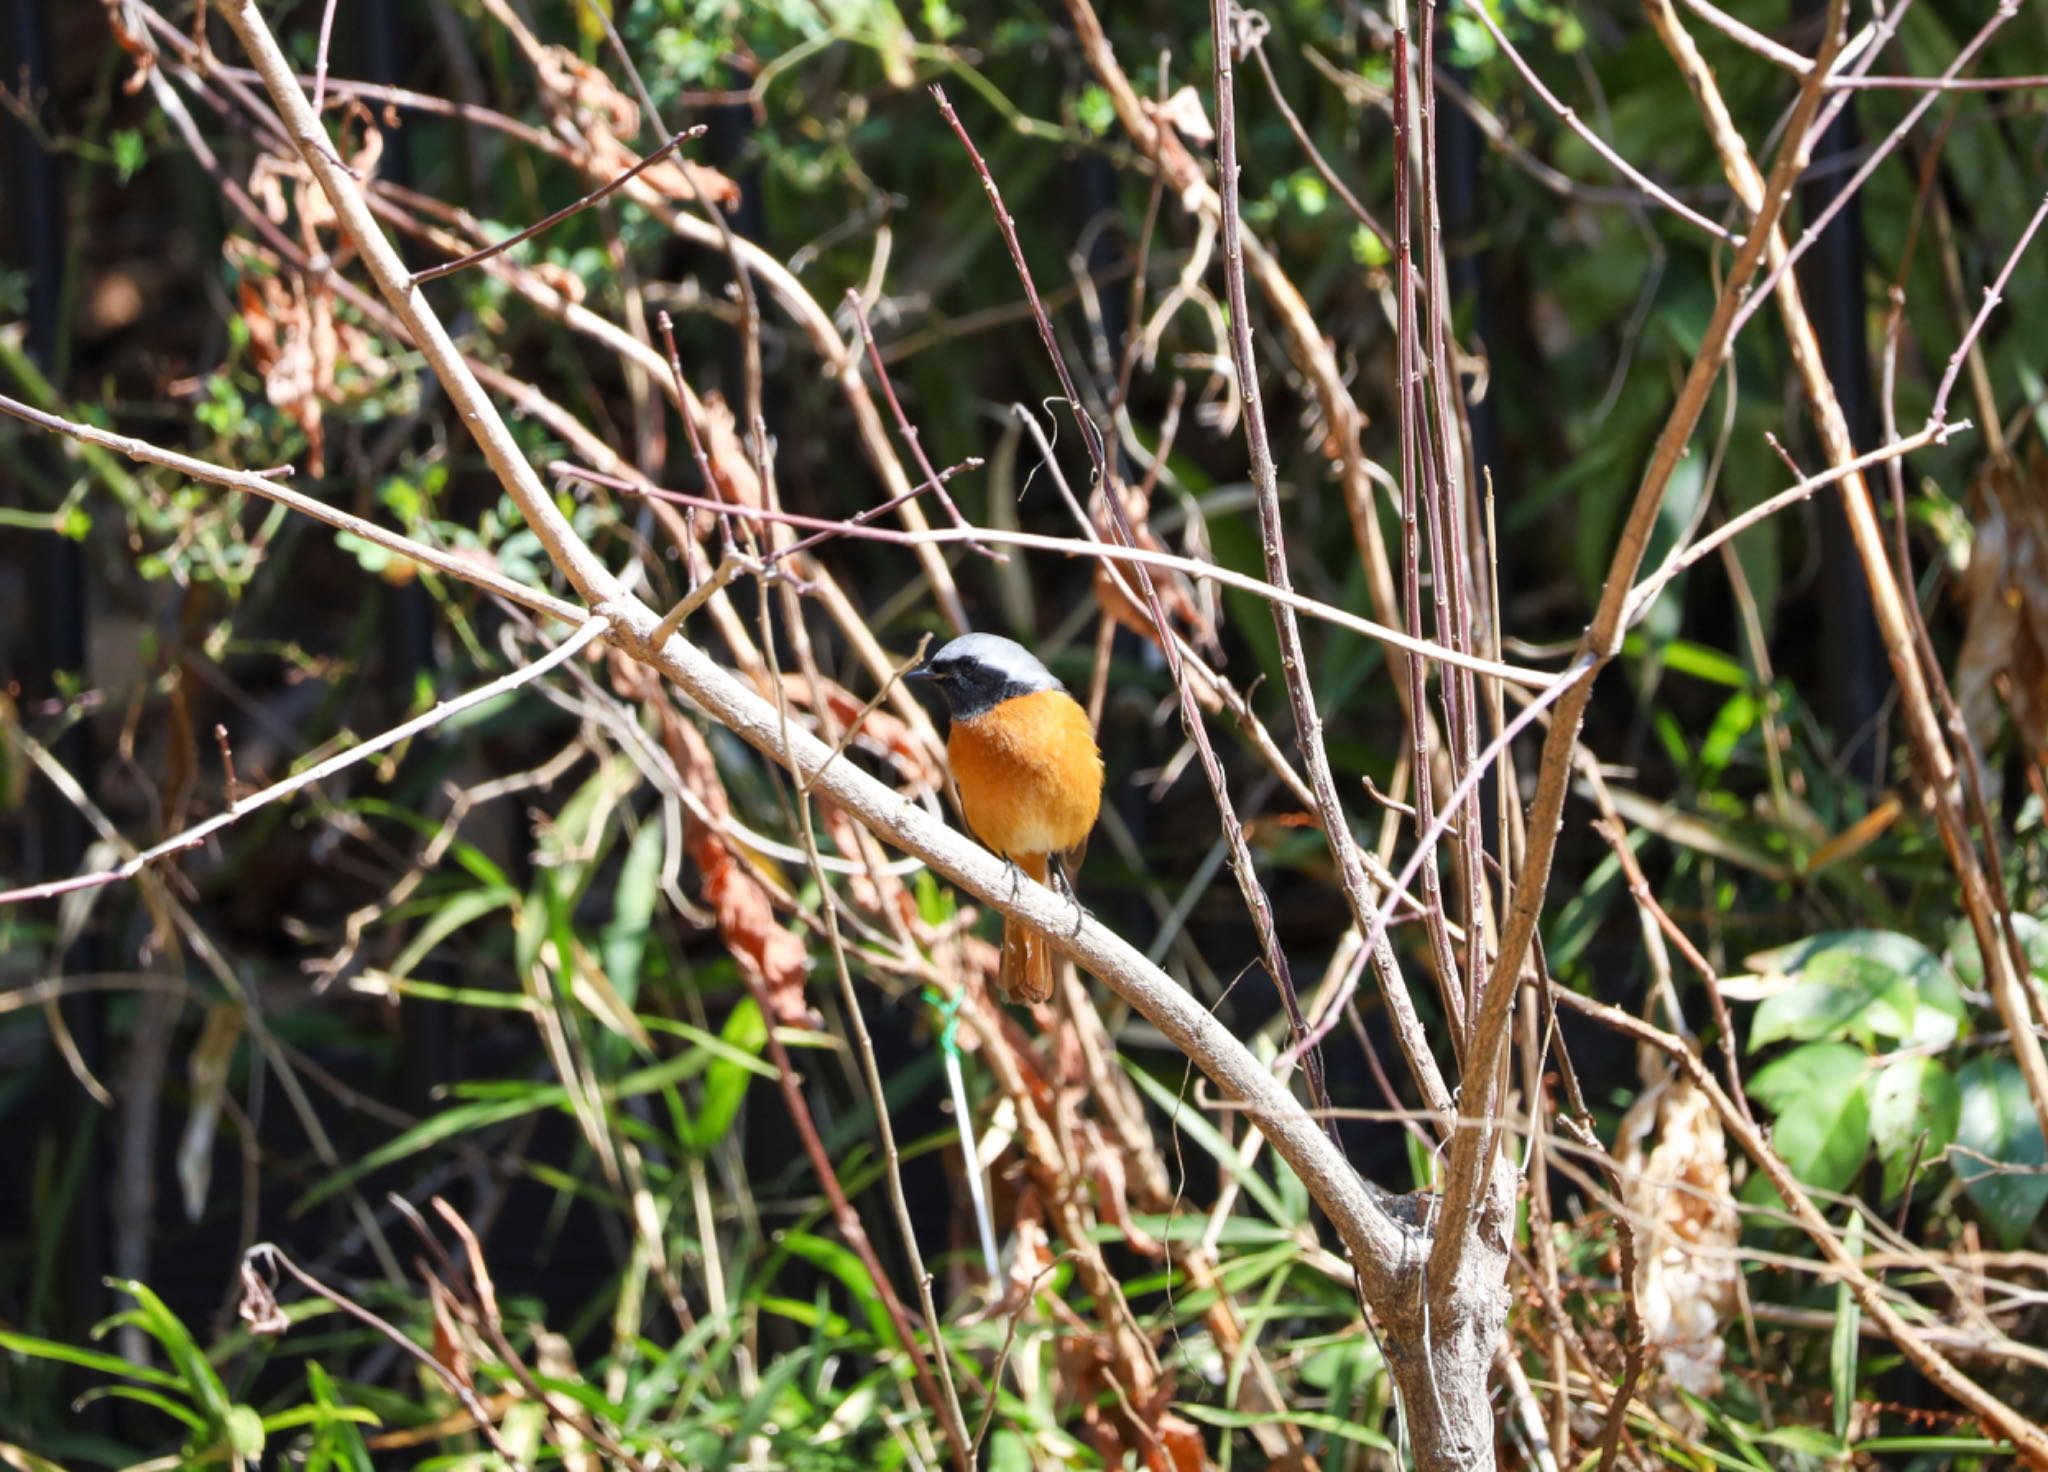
[[947, 689, 1103, 859]]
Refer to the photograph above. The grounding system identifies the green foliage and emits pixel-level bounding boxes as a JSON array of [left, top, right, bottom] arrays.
[[7, 0, 2048, 1463], [1740, 926, 2045, 1244]]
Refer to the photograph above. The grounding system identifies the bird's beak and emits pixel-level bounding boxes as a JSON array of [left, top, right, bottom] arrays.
[[905, 661, 936, 683]]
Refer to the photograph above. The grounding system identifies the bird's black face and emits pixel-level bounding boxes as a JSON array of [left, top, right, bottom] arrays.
[[908, 653, 1033, 721], [909, 632, 1062, 720], [909, 636, 1059, 722]]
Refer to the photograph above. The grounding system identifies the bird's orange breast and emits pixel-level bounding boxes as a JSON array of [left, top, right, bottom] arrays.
[[947, 688, 1103, 860]]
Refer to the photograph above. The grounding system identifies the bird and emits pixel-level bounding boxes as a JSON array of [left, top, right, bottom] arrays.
[[908, 632, 1104, 1005]]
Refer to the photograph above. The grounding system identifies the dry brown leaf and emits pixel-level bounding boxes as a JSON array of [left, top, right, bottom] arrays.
[[101, 0, 155, 93], [176, 1004, 242, 1223], [237, 274, 328, 473], [692, 390, 765, 518], [1092, 481, 1219, 660], [1084, 1119, 1164, 1258], [1615, 1070, 1740, 1406], [531, 261, 587, 308], [817, 801, 884, 915], [622, 653, 817, 1027], [786, 677, 944, 790], [536, 45, 641, 141], [1956, 445, 2048, 787], [979, 1183, 1055, 1319], [1152, 1412, 1207, 1472], [426, 1278, 475, 1395], [1146, 85, 1214, 147], [535, 44, 740, 208]]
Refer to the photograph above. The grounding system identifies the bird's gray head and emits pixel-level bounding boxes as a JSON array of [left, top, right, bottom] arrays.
[[907, 632, 1062, 720]]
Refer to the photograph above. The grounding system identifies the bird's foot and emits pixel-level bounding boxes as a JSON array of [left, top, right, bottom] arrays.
[[1050, 858, 1087, 937]]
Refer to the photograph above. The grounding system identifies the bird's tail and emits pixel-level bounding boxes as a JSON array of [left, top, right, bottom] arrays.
[[998, 854, 1054, 1005]]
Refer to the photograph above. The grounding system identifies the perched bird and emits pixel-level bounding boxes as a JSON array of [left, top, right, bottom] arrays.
[[908, 633, 1104, 1004]]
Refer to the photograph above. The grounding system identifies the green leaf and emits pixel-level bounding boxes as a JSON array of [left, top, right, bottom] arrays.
[[1746, 931, 1961, 1050], [1126, 1061, 1293, 1225], [1747, 1043, 1870, 1194], [1662, 639, 1752, 689], [776, 1232, 895, 1350], [1954, 1057, 2048, 1247], [110, 129, 146, 184], [99, 1280, 231, 1428], [72, 1384, 206, 1434], [0, 1331, 186, 1391], [1698, 689, 1761, 776], [1177, 1402, 1394, 1452], [294, 1093, 555, 1212], [602, 817, 664, 1010], [303, 1358, 378, 1472], [1675, 1388, 1773, 1471], [1949, 913, 2048, 989], [1757, 1425, 1847, 1457], [225, 1404, 266, 1458], [720, 1344, 812, 1462], [384, 886, 514, 984], [1853, 1436, 2014, 1454], [260, 1403, 381, 1432], [683, 997, 767, 1155], [1867, 1056, 1959, 1200], [350, 798, 511, 891], [1830, 1210, 1863, 1440]]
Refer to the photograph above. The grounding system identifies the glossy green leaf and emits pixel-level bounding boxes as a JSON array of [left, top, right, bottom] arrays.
[[1867, 1056, 1959, 1200], [1948, 913, 2048, 989], [683, 997, 767, 1156], [1747, 1043, 1870, 1194], [1954, 1057, 2048, 1247], [1746, 931, 1961, 1050]]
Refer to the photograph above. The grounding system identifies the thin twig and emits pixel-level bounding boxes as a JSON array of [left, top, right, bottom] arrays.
[[1930, 190, 2048, 427], [845, 290, 994, 552], [1623, 422, 1959, 623], [0, 392, 586, 626], [242, 1243, 524, 1467], [1455, 0, 1739, 243], [0, 620, 609, 908], [1427, 0, 1848, 1299], [1731, 0, 2021, 339], [555, 463, 1560, 687], [410, 127, 706, 284], [1211, 0, 1377, 1139]]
